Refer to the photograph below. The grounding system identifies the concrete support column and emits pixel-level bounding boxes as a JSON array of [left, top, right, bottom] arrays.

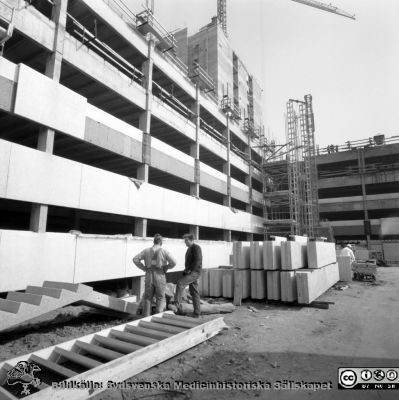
[[357, 148, 370, 247], [223, 114, 232, 241], [30, 0, 68, 233], [135, 35, 155, 238], [189, 85, 201, 238]]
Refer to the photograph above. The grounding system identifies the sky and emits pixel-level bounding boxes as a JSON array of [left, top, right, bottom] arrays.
[[126, 0, 399, 148]]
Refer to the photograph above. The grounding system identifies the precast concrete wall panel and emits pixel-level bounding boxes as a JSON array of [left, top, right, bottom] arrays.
[[0, 140, 12, 197], [0, 231, 75, 292], [200, 162, 227, 194], [14, 65, 87, 140], [79, 166, 130, 215], [63, 34, 146, 110], [74, 236, 127, 282], [151, 99, 196, 141], [5, 141, 82, 207]]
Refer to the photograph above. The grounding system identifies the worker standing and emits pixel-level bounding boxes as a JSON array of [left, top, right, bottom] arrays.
[[133, 234, 176, 317], [174, 233, 202, 318], [341, 243, 356, 265]]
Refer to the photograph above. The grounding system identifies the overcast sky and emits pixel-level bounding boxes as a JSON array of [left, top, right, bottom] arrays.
[[126, 0, 399, 148]]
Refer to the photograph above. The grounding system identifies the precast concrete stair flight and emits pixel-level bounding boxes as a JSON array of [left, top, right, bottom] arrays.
[[0, 281, 138, 332], [0, 312, 226, 400]]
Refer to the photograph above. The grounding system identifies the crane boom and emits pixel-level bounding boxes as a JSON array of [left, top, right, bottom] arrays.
[[291, 0, 355, 20]]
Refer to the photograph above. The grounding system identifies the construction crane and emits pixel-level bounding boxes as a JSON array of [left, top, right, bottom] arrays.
[[291, 0, 356, 20], [216, 0, 355, 36]]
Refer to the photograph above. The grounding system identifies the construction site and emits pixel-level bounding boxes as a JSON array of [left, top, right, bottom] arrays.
[[0, 0, 398, 399]]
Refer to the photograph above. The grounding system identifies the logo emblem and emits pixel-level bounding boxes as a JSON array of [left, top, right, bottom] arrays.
[[386, 370, 398, 381], [361, 369, 372, 381], [374, 369, 385, 381], [340, 369, 357, 388], [6, 361, 42, 396]]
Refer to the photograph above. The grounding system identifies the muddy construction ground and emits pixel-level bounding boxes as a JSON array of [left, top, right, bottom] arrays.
[[1, 266, 399, 400]]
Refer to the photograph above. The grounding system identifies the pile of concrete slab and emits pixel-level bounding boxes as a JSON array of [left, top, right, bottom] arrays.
[[199, 236, 342, 305]]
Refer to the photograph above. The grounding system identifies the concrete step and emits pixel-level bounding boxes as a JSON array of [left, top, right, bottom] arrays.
[[0, 298, 21, 313], [25, 285, 62, 298], [42, 281, 93, 295], [7, 291, 43, 306]]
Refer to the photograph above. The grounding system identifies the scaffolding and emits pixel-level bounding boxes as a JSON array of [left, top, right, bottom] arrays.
[[262, 94, 320, 238]]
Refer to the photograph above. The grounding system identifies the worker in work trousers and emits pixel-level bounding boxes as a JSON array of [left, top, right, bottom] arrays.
[[174, 233, 202, 318], [133, 234, 176, 317]]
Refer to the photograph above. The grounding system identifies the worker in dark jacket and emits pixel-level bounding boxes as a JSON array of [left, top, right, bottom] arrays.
[[174, 233, 202, 317]]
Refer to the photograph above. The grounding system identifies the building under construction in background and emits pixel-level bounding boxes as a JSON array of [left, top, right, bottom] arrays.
[[262, 129, 399, 261]]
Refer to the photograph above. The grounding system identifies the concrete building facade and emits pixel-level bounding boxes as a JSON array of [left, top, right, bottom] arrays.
[[0, 0, 265, 291]]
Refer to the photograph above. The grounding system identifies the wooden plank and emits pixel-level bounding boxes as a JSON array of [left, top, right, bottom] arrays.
[[161, 314, 202, 326], [6, 292, 43, 306], [280, 271, 297, 302], [250, 270, 267, 300], [222, 269, 234, 298], [307, 241, 336, 269], [93, 335, 142, 354], [110, 330, 157, 347], [336, 256, 353, 281], [296, 263, 339, 304], [124, 325, 172, 340], [249, 241, 263, 269], [53, 347, 102, 369], [281, 241, 308, 270], [138, 321, 186, 334], [151, 316, 195, 330], [29, 354, 77, 379], [74, 341, 123, 362], [21, 315, 226, 400]]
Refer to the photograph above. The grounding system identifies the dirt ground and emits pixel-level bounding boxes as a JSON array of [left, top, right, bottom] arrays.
[[1, 266, 399, 400]]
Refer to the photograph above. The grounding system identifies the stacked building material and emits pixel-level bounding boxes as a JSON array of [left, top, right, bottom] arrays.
[[295, 241, 339, 304], [263, 237, 286, 301], [336, 255, 353, 282], [232, 242, 251, 305]]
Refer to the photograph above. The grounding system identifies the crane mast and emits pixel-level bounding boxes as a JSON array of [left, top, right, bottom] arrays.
[[291, 0, 355, 20], [217, 0, 227, 36]]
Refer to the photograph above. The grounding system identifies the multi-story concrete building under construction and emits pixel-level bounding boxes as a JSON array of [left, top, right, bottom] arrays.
[[0, 0, 265, 292]]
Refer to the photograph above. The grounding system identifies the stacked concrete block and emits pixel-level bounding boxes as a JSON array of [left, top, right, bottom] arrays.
[[280, 271, 297, 302], [307, 241, 337, 269], [232, 241, 251, 269], [296, 263, 339, 304], [250, 270, 267, 300], [209, 269, 224, 297], [199, 269, 210, 296], [336, 255, 353, 282], [266, 271, 281, 301], [281, 239, 308, 270], [262, 236, 286, 270], [250, 241, 263, 269], [222, 269, 234, 298]]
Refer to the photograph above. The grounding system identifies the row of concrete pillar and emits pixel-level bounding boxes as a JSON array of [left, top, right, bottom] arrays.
[[29, 0, 255, 242]]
